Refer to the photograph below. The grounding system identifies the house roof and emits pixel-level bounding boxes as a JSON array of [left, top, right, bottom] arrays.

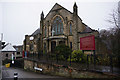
[[2, 43, 16, 52]]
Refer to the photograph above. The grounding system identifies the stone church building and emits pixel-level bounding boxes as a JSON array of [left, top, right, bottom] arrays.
[[23, 3, 99, 54]]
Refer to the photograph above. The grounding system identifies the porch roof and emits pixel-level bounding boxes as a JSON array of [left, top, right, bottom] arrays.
[[43, 36, 67, 40]]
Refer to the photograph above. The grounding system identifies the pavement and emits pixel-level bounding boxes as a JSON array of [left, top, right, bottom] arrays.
[[93, 65, 120, 75], [2, 64, 120, 80]]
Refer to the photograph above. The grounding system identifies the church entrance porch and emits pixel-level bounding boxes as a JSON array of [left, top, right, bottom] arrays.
[[59, 41, 65, 45], [50, 40, 66, 53], [43, 36, 67, 53]]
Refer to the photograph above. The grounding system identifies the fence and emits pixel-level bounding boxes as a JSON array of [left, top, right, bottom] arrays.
[[26, 53, 120, 75]]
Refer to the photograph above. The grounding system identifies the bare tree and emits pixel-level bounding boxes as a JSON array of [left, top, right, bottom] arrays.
[[99, 2, 120, 67], [107, 4, 119, 29]]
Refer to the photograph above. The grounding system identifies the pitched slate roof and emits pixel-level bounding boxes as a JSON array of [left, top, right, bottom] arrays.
[[31, 28, 40, 36], [79, 23, 96, 34], [2, 43, 16, 52], [83, 26, 93, 32]]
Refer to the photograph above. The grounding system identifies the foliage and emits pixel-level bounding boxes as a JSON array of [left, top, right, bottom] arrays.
[[2, 59, 11, 65], [95, 54, 119, 67], [99, 28, 120, 67], [101, 8, 120, 67], [54, 44, 72, 61], [50, 53, 56, 60], [95, 54, 109, 66], [68, 50, 87, 63], [43, 50, 46, 54]]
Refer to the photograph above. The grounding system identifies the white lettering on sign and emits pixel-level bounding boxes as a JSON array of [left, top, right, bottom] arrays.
[[34, 67, 43, 71]]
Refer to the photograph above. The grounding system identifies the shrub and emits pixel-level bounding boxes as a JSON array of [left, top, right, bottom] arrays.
[[2, 59, 11, 65], [55, 44, 72, 61], [68, 50, 87, 63]]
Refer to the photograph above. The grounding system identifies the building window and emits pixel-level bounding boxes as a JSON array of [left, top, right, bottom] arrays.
[[16, 48, 18, 51], [44, 43, 46, 53], [45, 27, 47, 37], [69, 22, 72, 35], [6, 53, 8, 57], [52, 16, 63, 35], [70, 42, 72, 49], [17, 52, 20, 55], [30, 44, 33, 51]]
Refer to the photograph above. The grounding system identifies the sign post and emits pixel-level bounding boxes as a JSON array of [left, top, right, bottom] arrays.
[[12, 53, 14, 64], [0, 41, 2, 79], [93, 50, 96, 69], [80, 35, 96, 69]]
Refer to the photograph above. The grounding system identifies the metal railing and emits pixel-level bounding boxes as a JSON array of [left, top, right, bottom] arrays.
[[26, 53, 120, 75]]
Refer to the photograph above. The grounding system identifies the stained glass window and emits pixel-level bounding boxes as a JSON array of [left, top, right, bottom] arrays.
[[52, 16, 63, 35]]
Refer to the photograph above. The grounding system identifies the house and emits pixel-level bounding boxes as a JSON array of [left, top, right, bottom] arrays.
[[13, 45, 23, 59], [2, 43, 16, 60]]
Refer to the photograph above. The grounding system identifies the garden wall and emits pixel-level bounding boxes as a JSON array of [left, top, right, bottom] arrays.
[[24, 59, 116, 78]]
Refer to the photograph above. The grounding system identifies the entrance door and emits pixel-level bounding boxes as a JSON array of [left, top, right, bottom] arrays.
[[59, 41, 65, 45], [51, 41, 56, 52]]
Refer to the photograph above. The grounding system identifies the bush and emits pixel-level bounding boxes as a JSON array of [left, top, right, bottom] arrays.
[[2, 59, 11, 65], [95, 54, 119, 67], [68, 50, 87, 63], [54, 44, 72, 61]]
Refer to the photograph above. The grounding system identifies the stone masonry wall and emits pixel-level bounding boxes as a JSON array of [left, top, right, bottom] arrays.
[[24, 59, 115, 78], [24, 59, 83, 78]]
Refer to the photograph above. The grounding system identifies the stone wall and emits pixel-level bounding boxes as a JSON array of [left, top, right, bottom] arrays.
[[24, 59, 34, 71], [24, 59, 83, 77], [24, 59, 115, 78], [2, 52, 14, 60]]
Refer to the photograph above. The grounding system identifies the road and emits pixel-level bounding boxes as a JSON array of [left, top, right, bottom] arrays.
[[2, 66, 63, 79]]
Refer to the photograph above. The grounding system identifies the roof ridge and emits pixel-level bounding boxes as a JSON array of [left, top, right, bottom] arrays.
[[44, 3, 73, 19], [2, 43, 16, 52]]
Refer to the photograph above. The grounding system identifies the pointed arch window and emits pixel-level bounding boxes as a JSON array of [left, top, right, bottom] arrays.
[[69, 22, 72, 35], [45, 27, 47, 37], [52, 16, 63, 35]]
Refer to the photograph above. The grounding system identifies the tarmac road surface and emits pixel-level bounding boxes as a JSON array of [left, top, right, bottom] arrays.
[[2, 66, 63, 80]]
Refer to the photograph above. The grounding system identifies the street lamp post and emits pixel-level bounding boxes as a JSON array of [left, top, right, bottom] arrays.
[[0, 40, 1, 80]]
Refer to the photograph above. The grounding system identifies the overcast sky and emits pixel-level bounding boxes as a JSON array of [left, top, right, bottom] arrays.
[[0, 0, 119, 45]]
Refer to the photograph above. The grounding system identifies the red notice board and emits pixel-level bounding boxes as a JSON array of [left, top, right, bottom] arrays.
[[80, 35, 95, 50]]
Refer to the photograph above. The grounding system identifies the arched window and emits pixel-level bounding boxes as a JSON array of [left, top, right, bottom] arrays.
[[52, 16, 63, 35], [30, 44, 33, 51], [45, 27, 47, 37], [69, 22, 72, 35]]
